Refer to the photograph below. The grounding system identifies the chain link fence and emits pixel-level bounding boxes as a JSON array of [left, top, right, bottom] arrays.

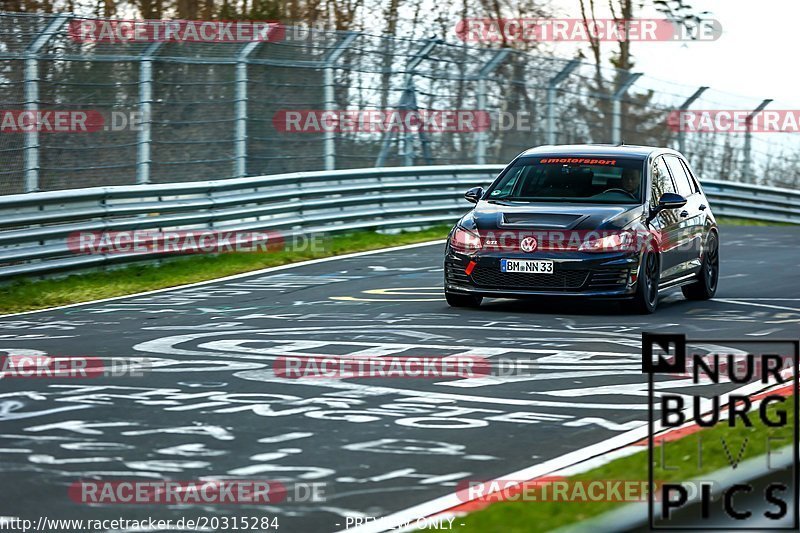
[[2, 11, 799, 195]]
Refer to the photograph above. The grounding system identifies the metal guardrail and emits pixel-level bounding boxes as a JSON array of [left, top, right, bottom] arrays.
[[1, 165, 798, 280]]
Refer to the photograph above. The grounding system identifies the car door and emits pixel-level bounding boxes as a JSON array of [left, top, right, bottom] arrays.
[[649, 156, 683, 280], [664, 155, 704, 276]]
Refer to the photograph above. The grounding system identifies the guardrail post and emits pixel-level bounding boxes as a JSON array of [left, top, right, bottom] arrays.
[[676, 86, 708, 154], [743, 99, 771, 184], [611, 72, 642, 144], [23, 14, 67, 193], [322, 32, 357, 171], [234, 39, 264, 179], [475, 49, 509, 164], [546, 59, 580, 146], [137, 42, 162, 185]]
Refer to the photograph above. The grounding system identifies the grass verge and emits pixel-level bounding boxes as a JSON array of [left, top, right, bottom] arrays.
[[457, 394, 795, 532], [0, 226, 450, 314]]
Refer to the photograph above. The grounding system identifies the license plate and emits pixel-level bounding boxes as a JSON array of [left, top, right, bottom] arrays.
[[500, 259, 554, 274]]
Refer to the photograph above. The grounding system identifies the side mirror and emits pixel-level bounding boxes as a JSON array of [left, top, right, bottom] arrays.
[[657, 192, 688, 210], [649, 192, 687, 221], [464, 187, 484, 204]]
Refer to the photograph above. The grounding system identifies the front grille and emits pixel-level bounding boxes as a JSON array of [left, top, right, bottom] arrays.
[[471, 266, 589, 290]]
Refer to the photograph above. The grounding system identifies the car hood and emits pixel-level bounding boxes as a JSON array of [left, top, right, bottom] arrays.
[[462, 200, 645, 232]]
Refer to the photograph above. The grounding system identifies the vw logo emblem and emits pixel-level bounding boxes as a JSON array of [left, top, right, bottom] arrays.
[[520, 236, 538, 252]]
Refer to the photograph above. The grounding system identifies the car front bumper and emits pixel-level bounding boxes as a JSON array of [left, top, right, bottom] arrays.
[[444, 247, 642, 299]]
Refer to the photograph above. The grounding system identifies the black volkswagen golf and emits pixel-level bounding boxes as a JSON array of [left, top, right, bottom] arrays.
[[444, 145, 719, 313]]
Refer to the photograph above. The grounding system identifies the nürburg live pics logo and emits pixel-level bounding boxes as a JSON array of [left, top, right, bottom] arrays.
[[643, 333, 799, 529]]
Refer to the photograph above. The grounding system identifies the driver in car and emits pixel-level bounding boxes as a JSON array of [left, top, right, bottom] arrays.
[[621, 168, 641, 197]]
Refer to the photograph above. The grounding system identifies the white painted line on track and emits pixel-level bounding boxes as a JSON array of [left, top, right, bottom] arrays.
[[721, 298, 800, 301], [716, 298, 800, 313], [0, 239, 446, 318]]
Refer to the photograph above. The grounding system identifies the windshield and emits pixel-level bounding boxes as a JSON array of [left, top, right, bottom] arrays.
[[486, 156, 646, 204]]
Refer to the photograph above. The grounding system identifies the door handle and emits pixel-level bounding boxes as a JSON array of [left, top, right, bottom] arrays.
[[680, 210, 689, 218], [699, 204, 707, 211]]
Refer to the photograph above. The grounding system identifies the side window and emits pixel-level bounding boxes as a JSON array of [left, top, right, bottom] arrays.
[[650, 156, 676, 206], [664, 155, 694, 197], [680, 159, 701, 193], [490, 166, 524, 197]]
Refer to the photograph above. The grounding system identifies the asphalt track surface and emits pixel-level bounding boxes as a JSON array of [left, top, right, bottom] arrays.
[[0, 226, 798, 532]]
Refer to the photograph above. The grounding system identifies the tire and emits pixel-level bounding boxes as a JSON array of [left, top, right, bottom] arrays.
[[682, 232, 719, 300], [445, 290, 483, 308], [625, 250, 659, 314]]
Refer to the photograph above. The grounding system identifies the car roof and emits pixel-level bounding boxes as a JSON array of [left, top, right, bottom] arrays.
[[519, 144, 682, 159]]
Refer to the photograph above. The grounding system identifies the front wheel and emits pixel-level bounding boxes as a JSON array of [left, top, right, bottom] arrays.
[[445, 290, 482, 308], [625, 250, 659, 314], [682, 232, 719, 300]]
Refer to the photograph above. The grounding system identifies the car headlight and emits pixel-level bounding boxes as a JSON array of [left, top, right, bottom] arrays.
[[450, 227, 482, 254], [578, 231, 635, 252]]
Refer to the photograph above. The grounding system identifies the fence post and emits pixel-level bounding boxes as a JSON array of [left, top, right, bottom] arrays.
[[23, 14, 68, 193], [322, 32, 357, 171], [743, 99, 771, 183], [545, 59, 580, 146], [676, 86, 708, 154], [611, 72, 642, 144], [137, 42, 162, 185], [234, 40, 264, 179], [475, 49, 509, 164], [404, 39, 438, 166], [376, 38, 439, 167]]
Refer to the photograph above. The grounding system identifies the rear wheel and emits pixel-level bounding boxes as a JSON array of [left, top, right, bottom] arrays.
[[445, 290, 482, 308], [625, 250, 659, 314], [682, 232, 719, 300]]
